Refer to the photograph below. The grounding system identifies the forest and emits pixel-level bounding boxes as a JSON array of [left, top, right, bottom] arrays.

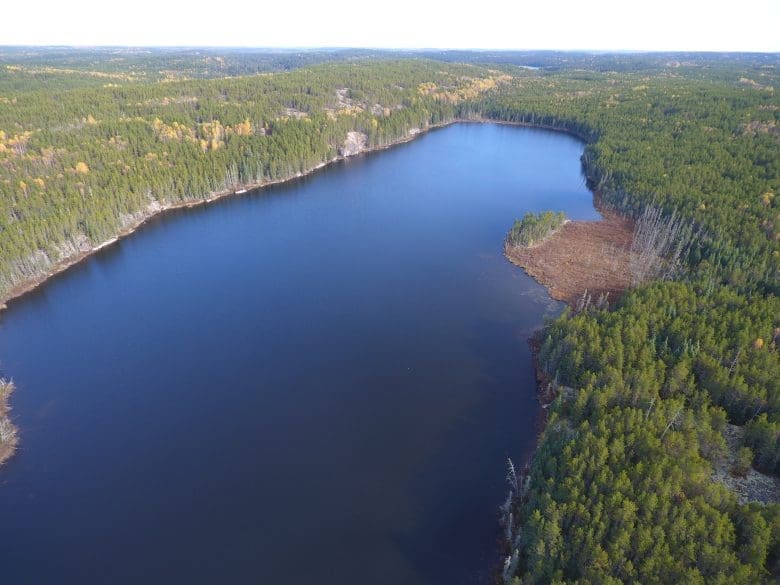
[[507, 211, 568, 247], [0, 58, 505, 297], [483, 59, 779, 583], [0, 48, 778, 583]]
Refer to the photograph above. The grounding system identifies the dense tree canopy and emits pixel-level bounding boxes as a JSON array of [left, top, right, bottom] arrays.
[[0, 59, 504, 295], [507, 211, 567, 247], [504, 282, 780, 582], [480, 62, 779, 584], [0, 48, 778, 583]]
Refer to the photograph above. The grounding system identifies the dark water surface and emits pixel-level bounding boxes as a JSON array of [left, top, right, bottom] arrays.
[[0, 124, 597, 584]]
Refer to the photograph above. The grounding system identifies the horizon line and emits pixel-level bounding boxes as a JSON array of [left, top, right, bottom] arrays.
[[1, 45, 779, 55]]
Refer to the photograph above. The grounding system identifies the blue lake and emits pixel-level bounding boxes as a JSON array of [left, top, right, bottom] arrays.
[[0, 123, 597, 584]]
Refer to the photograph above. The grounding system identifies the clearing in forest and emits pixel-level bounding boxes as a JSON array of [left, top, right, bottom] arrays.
[[506, 211, 635, 306]]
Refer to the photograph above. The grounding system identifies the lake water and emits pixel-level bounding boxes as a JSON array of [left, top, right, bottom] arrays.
[[0, 123, 597, 584]]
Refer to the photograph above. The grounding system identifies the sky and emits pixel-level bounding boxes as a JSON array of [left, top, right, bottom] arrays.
[[2, 0, 779, 52]]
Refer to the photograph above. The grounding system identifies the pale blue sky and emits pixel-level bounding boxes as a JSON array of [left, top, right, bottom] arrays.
[[3, 0, 779, 51]]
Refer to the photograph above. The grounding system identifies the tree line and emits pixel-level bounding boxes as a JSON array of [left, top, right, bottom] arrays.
[[0, 49, 778, 583], [482, 64, 779, 583], [0, 59, 501, 296]]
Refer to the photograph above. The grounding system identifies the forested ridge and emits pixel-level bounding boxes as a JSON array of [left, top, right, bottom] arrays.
[[0, 49, 778, 583], [0, 58, 505, 298]]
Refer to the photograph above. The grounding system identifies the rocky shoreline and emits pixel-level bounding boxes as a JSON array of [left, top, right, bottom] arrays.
[[0, 120, 454, 313], [0, 380, 18, 466]]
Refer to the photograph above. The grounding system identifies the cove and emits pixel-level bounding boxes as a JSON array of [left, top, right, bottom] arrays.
[[0, 123, 598, 584]]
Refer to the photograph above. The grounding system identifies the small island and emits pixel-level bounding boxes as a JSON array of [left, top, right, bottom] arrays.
[[506, 210, 568, 248]]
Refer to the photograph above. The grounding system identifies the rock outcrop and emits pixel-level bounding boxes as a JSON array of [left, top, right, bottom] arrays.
[[340, 131, 368, 157]]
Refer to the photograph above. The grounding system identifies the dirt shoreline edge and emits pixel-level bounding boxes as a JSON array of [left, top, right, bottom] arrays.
[[504, 206, 635, 307]]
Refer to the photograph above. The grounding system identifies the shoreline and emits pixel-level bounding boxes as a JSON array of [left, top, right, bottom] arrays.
[[496, 201, 636, 581], [0, 380, 18, 467], [505, 203, 635, 429], [0, 116, 596, 313], [0, 117, 612, 481], [0, 119, 453, 312], [504, 206, 635, 307]]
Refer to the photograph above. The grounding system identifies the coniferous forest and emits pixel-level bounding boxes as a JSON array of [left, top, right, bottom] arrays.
[[0, 48, 778, 582]]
